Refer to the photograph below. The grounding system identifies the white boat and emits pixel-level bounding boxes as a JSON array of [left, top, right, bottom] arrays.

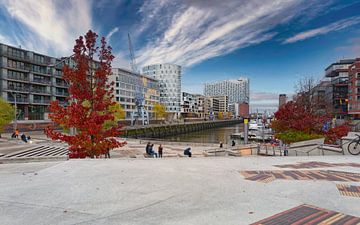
[[231, 121, 273, 141]]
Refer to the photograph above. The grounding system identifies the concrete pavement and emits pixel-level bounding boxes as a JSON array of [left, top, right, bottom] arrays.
[[0, 156, 359, 224]]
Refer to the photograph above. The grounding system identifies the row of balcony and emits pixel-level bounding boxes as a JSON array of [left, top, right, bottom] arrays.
[[7, 96, 69, 105], [6, 87, 69, 96], [2, 51, 53, 65]]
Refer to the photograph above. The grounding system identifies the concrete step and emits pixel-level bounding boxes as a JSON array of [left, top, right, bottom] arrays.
[[0, 144, 69, 163]]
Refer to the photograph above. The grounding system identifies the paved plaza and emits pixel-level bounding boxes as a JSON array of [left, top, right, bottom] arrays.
[[0, 156, 359, 225]]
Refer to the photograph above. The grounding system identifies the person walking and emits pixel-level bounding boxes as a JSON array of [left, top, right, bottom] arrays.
[[231, 140, 235, 146], [158, 144, 163, 158], [219, 142, 223, 148]]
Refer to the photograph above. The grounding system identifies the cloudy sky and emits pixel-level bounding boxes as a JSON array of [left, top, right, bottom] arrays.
[[0, 0, 360, 112]]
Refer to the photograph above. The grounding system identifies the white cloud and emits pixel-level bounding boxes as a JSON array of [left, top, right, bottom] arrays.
[[134, 0, 324, 68], [106, 27, 119, 42], [283, 16, 360, 44], [0, 0, 92, 56]]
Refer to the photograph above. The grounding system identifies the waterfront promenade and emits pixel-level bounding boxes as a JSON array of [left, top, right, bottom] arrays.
[[0, 156, 359, 225]]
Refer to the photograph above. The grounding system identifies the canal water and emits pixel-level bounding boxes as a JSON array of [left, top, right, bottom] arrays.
[[159, 123, 244, 144]]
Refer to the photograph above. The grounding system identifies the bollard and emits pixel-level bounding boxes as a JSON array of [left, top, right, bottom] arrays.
[[244, 119, 248, 145]]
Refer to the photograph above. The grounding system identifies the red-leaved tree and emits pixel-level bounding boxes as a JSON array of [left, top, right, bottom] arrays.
[[45, 30, 126, 158], [272, 101, 331, 134]]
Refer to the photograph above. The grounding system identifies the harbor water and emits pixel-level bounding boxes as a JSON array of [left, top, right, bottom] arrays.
[[159, 123, 244, 144]]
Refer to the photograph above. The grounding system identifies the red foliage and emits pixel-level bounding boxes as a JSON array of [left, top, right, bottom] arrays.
[[272, 101, 331, 134], [45, 30, 126, 158], [324, 124, 350, 144]]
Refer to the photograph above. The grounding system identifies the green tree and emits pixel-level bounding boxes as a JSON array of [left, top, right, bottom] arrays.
[[153, 103, 167, 120], [103, 103, 125, 129], [218, 112, 224, 120], [0, 97, 15, 134]]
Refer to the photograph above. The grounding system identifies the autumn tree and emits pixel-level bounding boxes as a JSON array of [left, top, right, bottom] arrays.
[[153, 103, 166, 120], [0, 97, 14, 136], [45, 30, 126, 158], [218, 112, 224, 120]]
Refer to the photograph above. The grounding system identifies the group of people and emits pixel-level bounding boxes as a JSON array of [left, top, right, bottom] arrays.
[[145, 142, 193, 158], [11, 129, 31, 143], [145, 142, 163, 158]]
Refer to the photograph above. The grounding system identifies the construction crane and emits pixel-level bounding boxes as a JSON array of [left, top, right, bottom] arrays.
[[128, 33, 149, 126]]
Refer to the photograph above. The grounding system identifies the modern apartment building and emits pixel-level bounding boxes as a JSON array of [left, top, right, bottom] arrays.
[[0, 43, 69, 121], [310, 80, 332, 115], [347, 58, 360, 117], [279, 94, 287, 108], [203, 95, 228, 118], [142, 63, 181, 115], [204, 77, 249, 104], [109, 68, 160, 119], [181, 92, 205, 118], [325, 59, 355, 118]]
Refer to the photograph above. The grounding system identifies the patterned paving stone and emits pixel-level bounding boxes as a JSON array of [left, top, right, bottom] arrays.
[[337, 184, 360, 198], [240, 170, 360, 183], [251, 204, 360, 225], [274, 161, 360, 169]]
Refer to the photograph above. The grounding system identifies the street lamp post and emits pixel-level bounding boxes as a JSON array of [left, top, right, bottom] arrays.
[[8, 91, 17, 132]]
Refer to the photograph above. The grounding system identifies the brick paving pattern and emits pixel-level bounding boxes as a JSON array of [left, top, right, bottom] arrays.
[[240, 170, 360, 183], [337, 184, 360, 198], [251, 204, 360, 225], [274, 161, 360, 169]]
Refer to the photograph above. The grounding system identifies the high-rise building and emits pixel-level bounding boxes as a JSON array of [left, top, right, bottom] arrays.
[[109, 68, 159, 119], [0, 43, 69, 121], [347, 58, 360, 117], [204, 77, 249, 104], [142, 63, 181, 114], [279, 94, 287, 108], [325, 59, 355, 118]]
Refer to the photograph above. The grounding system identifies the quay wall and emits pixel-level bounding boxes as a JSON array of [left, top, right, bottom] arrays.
[[121, 119, 242, 139]]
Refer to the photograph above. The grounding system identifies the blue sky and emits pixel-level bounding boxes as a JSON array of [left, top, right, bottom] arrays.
[[0, 0, 360, 112]]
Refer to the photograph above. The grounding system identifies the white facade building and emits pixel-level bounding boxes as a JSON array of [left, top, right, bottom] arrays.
[[204, 77, 249, 104], [142, 63, 181, 113]]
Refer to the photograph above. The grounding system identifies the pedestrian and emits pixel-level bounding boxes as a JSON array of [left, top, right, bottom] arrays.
[[149, 144, 158, 158], [105, 148, 111, 158], [184, 147, 192, 157], [15, 129, 19, 138], [219, 142, 223, 148], [145, 142, 151, 155], [158, 144, 163, 158], [20, 133, 27, 143], [231, 140, 235, 146]]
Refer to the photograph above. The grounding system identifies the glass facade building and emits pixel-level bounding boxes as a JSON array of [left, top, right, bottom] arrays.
[[204, 77, 249, 104], [109, 68, 160, 119], [142, 63, 181, 113]]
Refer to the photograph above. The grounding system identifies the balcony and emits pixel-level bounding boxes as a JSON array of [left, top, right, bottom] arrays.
[[32, 78, 51, 85], [7, 75, 29, 82], [33, 98, 51, 104], [55, 81, 69, 88], [7, 97, 29, 104], [7, 86, 30, 92], [4, 52, 30, 62], [55, 91, 69, 97], [31, 88, 51, 95]]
